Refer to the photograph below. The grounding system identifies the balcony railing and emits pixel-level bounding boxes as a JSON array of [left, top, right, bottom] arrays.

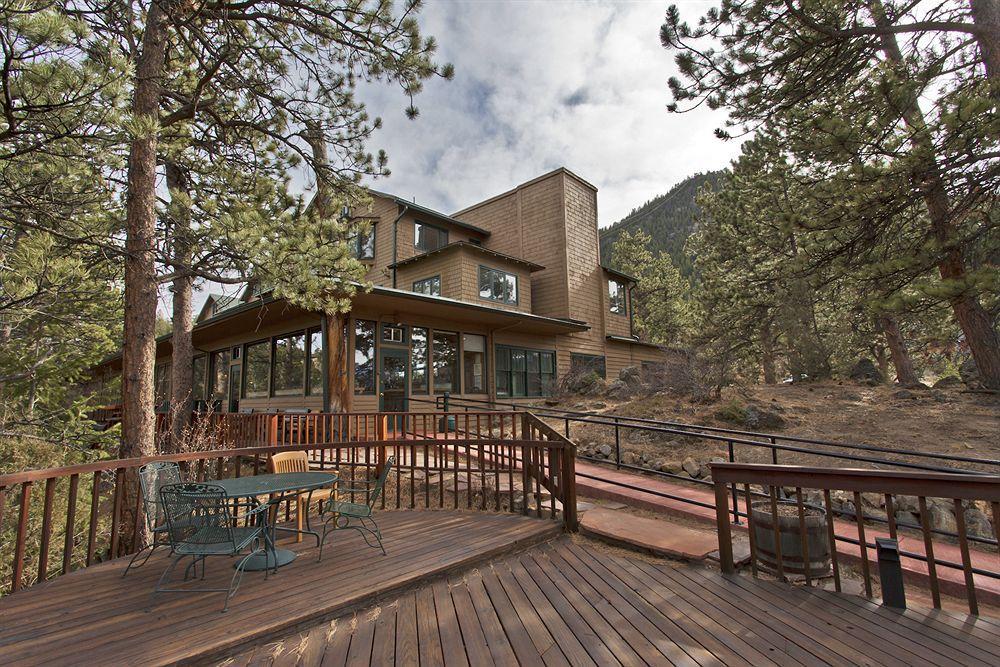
[[0, 410, 576, 596]]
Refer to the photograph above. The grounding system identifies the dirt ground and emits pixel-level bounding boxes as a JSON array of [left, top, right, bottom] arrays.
[[542, 381, 1000, 473]]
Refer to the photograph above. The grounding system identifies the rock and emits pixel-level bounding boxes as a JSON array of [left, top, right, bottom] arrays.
[[933, 375, 961, 388], [860, 492, 884, 509], [619, 365, 642, 388], [959, 358, 983, 389], [681, 456, 701, 478], [543, 398, 560, 406], [849, 358, 883, 385], [965, 508, 993, 539], [894, 510, 920, 528], [605, 380, 632, 400], [660, 460, 683, 474], [591, 402, 606, 410], [597, 444, 613, 458], [892, 389, 916, 400], [903, 382, 930, 390], [893, 495, 919, 513], [744, 405, 786, 430], [929, 504, 957, 534], [841, 392, 863, 401]]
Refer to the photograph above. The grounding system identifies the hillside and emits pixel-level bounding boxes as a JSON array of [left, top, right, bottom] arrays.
[[599, 170, 725, 275]]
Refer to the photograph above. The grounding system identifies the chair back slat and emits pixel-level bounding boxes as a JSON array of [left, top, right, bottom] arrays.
[[138, 462, 182, 531], [269, 451, 309, 474]]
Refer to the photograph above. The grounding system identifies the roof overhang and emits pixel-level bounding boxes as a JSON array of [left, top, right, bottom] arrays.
[[602, 266, 638, 284], [368, 189, 491, 237], [388, 242, 545, 272], [361, 286, 588, 334], [606, 334, 663, 349]]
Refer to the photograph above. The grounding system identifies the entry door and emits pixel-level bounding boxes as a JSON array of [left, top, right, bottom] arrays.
[[379, 347, 408, 431]]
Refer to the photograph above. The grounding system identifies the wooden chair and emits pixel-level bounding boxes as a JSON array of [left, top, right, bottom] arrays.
[[267, 451, 337, 542]]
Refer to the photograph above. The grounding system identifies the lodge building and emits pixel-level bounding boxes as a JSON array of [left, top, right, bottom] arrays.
[[100, 167, 667, 414]]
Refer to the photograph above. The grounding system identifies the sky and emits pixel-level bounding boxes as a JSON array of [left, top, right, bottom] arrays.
[[184, 0, 742, 314], [325, 0, 739, 226]]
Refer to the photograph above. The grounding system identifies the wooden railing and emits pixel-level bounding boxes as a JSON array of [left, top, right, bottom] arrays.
[[0, 411, 577, 596], [711, 463, 1000, 615]]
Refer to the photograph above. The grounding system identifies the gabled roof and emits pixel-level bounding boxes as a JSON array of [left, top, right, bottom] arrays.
[[388, 241, 545, 272], [196, 293, 243, 322], [367, 189, 491, 237]]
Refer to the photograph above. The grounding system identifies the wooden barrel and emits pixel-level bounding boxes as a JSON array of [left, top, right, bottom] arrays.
[[750, 500, 831, 578]]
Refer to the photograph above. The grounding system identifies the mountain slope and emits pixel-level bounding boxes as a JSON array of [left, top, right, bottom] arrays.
[[599, 170, 724, 275]]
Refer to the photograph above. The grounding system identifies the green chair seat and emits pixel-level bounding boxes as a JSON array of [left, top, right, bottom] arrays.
[[172, 526, 261, 555], [329, 500, 373, 518], [318, 457, 395, 559]]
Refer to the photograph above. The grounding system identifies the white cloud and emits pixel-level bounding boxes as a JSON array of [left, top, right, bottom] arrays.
[[354, 0, 741, 226]]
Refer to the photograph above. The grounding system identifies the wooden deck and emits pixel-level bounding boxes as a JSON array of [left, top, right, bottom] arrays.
[[2, 511, 999, 667], [228, 539, 1000, 667], [0, 510, 560, 666]]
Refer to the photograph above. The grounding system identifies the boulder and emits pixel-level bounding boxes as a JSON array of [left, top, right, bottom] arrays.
[[659, 460, 684, 474], [681, 456, 702, 478], [597, 444, 613, 458], [932, 375, 962, 389], [894, 495, 919, 513], [744, 405, 786, 430], [965, 507, 994, 539], [619, 365, 642, 388], [928, 504, 957, 534], [894, 510, 920, 528], [892, 389, 917, 400], [959, 357, 983, 389], [849, 358, 883, 385], [605, 380, 632, 400]]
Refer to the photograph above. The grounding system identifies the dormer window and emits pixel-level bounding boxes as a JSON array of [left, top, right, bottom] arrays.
[[608, 279, 626, 314], [479, 266, 518, 305], [414, 221, 448, 253]]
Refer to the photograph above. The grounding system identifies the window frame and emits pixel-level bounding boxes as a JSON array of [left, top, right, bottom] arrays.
[[462, 333, 487, 395], [305, 327, 324, 396], [381, 323, 408, 345], [410, 327, 429, 395], [494, 344, 556, 398], [353, 319, 377, 395], [412, 275, 441, 296], [570, 353, 607, 379], [608, 279, 626, 315], [478, 265, 519, 305], [413, 221, 448, 254], [241, 339, 271, 399], [351, 225, 375, 260], [431, 329, 460, 394]]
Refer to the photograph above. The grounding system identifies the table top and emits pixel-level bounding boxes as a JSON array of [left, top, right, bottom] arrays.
[[211, 471, 338, 498]]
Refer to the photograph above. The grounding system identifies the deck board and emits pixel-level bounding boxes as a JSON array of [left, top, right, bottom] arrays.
[[2, 509, 999, 667], [225, 537, 1000, 667], [0, 510, 559, 666]]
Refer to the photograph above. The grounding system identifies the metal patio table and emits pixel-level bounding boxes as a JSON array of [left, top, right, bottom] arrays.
[[214, 471, 337, 571]]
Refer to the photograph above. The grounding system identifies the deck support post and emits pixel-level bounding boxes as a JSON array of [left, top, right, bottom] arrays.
[[714, 478, 735, 574]]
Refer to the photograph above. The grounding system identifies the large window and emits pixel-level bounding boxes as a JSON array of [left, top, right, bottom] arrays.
[[495, 346, 555, 397], [210, 350, 230, 401], [354, 320, 376, 394], [413, 275, 441, 296], [463, 334, 486, 394], [411, 327, 428, 394], [432, 330, 459, 393], [570, 353, 607, 379], [192, 355, 207, 401], [243, 341, 270, 398], [154, 363, 171, 405], [608, 279, 626, 314], [414, 222, 447, 253], [307, 328, 324, 396], [479, 266, 518, 305], [272, 332, 306, 396]]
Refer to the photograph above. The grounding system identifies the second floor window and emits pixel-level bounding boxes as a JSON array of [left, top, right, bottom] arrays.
[[479, 266, 518, 305], [608, 279, 626, 314], [350, 227, 374, 260], [413, 275, 441, 296], [414, 221, 447, 253]]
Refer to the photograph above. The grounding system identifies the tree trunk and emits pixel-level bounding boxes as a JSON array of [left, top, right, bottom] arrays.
[[324, 311, 350, 412], [873, 346, 890, 382], [167, 162, 193, 452], [870, 0, 1000, 389], [879, 315, 919, 386], [760, 315, 777, 385], [120, 2, 172, 551], [971, 0, 1000, 84]]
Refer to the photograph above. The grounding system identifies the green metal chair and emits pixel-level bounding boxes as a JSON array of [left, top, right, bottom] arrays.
[[317, 456, 395, 560], [152, 482, 270, 612], [122, 461, 183, 577]]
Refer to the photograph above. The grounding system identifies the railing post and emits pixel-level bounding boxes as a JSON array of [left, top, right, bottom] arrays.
[[564, 417, 570, 439], [614, 417, 621, 470], [876, 537, 906, 609], [442, 391, 450, 413], [728, 440, 740, 525], [563, 441, 578, 532], [268, 414, 279, 446], [714, 477, 735, 574]]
